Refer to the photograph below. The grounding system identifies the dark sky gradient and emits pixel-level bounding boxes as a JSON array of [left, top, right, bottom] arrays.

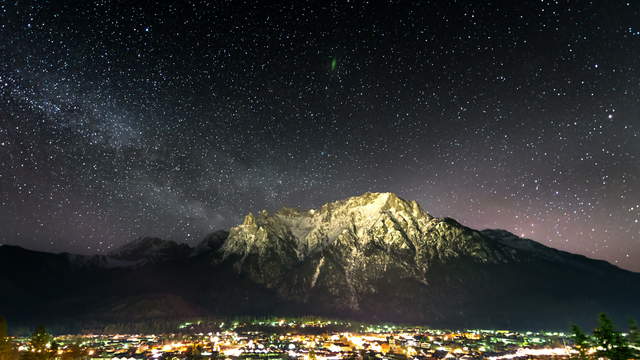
[[1, 1, 639, 271]]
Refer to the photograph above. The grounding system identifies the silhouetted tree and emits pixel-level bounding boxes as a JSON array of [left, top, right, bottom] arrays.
[[592, 314, 633, 360], [21, 326, 52, 360], [571, 324, 591, 360], [29, 326, 51, 353]]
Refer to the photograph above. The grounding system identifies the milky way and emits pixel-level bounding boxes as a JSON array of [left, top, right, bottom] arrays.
[[1, 1, 639, 271]]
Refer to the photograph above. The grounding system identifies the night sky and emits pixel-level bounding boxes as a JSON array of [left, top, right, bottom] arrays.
[[1, 1, 639, 271]]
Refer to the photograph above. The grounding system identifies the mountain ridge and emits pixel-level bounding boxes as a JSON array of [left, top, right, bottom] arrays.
[[216, 193, 639, 325], [1, 192, 639, 330]]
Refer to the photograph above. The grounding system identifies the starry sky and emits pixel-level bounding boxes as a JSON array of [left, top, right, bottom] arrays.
[[1, 1, 639, 271]]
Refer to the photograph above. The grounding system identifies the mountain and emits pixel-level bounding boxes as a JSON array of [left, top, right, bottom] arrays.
[[219, 192, 640, 327], [108, 237, 193, 263], [1, 192, 638, 331]]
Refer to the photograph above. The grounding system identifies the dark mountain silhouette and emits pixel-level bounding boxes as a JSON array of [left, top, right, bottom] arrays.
[[1, 193, 638, 331]]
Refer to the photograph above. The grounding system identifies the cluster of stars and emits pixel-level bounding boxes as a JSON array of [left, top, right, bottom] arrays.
[[0, 0, 638, 271]]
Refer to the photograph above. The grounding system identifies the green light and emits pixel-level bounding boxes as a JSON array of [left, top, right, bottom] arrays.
[[330, 57, 337, 71]]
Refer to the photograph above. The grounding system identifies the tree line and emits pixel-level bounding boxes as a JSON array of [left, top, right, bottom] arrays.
[[571, 314, 639, 360], [0, 316, 88, 360]]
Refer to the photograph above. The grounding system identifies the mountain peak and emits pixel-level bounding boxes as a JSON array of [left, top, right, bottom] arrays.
[[220, 193, 527, 311], [242, 212, 257, 226], [319, 192, 427, 218], [2, 194, 640, 329], [224, 193, 424, 258], [222, 192, 485, 273], [109, 237, 191, 262], [195, 230, 229, 254]]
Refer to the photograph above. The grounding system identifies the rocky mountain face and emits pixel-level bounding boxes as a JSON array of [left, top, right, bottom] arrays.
[[1, 192, 639, 331], [222, 193, 503, 307], [220, 192, 640, 327]]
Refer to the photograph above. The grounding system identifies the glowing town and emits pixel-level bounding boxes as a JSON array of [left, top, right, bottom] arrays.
[[3, 318, 578, 360]]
